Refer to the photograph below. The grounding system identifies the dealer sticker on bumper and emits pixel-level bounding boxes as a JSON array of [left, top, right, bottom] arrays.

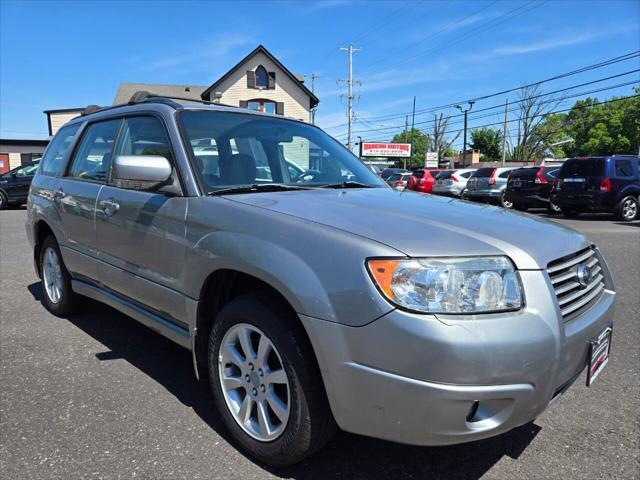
[[587, 327, 612, 386]]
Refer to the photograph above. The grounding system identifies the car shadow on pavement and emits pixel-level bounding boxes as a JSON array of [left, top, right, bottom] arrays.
[[27, 282, 541, 480]]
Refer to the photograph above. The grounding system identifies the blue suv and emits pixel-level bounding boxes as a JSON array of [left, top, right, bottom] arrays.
[[552, 156, 640, 221]]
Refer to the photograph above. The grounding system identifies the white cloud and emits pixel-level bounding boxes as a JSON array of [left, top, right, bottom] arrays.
[[493, 32, 602, 56], [140, 34, 252, 73]]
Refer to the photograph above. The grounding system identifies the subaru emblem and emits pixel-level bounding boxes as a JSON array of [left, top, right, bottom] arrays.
[[576, 265, 592, 288]]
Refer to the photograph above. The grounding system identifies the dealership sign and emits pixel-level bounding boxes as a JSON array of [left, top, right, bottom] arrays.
[[361, 142, 412, 158]]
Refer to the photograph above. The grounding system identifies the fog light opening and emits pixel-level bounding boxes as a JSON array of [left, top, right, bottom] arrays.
[[466, 401, 480, 422]]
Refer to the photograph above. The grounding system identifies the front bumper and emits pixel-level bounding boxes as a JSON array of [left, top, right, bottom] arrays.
[[301, 269, 615, 446]]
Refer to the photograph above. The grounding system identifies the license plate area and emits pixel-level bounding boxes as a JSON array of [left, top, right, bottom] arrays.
[[586, 327, 612, 386]]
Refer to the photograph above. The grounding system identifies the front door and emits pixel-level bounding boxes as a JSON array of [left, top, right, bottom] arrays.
[[55, 118, 121, 280], [94, 115, 188, 325]]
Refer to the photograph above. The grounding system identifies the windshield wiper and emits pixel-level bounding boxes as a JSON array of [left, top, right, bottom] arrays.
[[320, 181, 373, 189], [208, 184, 312, 196]]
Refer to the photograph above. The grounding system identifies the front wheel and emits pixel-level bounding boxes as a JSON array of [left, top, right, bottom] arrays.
[[616, 196, 638, 221], [208, 294, 336, 467], [500, 192, 513, 209], [0, 191, 7, 210]]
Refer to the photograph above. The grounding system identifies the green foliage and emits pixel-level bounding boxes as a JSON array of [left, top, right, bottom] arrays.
[[391, 128, 431, 168], [564, 89, 639, 156], [470, 128, 502, 160]]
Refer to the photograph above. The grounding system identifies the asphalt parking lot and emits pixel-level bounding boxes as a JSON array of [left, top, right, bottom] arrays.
[[1, 208, 638, 480]]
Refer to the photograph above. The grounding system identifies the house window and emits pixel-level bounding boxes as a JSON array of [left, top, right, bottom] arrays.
[[248, 100, 277, 114], [255, 65, 268, 88]]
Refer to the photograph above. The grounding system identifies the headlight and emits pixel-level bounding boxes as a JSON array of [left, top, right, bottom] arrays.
[[367, 256, 523, 314]]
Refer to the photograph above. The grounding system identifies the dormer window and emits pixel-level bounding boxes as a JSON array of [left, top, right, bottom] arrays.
[[247, 65, 275, 90], [255, 65, 268, 88]]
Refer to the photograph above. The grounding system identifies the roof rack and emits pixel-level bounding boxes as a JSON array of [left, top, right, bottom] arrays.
[[127, 90, 237, 109], [78, 91, 239, 118]]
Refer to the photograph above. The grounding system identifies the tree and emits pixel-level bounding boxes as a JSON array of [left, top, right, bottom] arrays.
[[510, 84, 564, 162], [430, 113, 461, 162], [470, 128, 502, 160], [564, 89, 639, 156], [391, 128, 430, 168]]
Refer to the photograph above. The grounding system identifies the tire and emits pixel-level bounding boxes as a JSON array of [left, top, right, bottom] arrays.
[[548, 199, 562, 214], [39, 235, 85, 316], [0, 191, 7, 210], [208, 294, 336, 467], [616, 196, 639, 222], [500, 192, 513, 209]]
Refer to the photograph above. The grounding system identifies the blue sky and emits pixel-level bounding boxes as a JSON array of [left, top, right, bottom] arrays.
[[1, 0, 639, 150]]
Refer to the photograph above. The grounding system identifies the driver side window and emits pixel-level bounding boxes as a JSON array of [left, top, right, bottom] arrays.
[[67, 119, 121, 182]]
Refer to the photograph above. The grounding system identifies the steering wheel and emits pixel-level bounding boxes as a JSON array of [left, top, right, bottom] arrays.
[[292, 170, 322, 183]]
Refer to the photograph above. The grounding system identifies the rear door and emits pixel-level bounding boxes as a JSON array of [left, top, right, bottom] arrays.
[[612, 158, 636, 199], [55, 119, 121, 279], [95, 115, 188, 326]]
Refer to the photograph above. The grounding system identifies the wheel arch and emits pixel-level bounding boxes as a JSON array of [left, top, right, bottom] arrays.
[[192, 269, 321, 383], [33, 219, 57, 277]]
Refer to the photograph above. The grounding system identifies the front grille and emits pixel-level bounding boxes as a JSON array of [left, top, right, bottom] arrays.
[[547, 247, 605, 320]]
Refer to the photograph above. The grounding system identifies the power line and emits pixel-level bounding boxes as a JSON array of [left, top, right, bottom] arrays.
[[323, 52, 640, 130], [334, 94, 639, 142], [334, 80, 639, 138]]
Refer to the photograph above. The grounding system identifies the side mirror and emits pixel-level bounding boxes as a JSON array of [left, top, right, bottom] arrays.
[[113, 155, 172, 189]]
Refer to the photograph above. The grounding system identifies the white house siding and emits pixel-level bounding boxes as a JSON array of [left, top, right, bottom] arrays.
[[50, 111, 82, 136], [209, 51, 310, 122]]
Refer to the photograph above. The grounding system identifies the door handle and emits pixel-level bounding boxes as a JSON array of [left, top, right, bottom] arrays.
[[98, 198, 120, 217], [53, 188, 65, 201]]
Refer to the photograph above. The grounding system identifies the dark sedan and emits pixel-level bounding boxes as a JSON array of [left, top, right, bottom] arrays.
[[504, 165, 561, 213], [0, 162, 39, 209]]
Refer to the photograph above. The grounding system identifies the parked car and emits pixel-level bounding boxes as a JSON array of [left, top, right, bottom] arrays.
[[27, 95, 616, 467], [0, 162, 39, 209], [406, 168, 443, 193], [465, 167, 518, 207], [380, 167, 408, 180], [504, 166, 562, 213], [432, 168, 477, 197], [551, 156, 639, 221], [386, 172, 412, 190]]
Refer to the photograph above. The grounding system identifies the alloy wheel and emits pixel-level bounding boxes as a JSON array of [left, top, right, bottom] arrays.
[[42, 247, 63, 304], [622, 198, 637, 220], [501, 193, 513, 209], [218, 323, 290, 442]]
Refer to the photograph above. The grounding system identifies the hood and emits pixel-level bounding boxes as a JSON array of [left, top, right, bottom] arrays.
[[226, 188, 591, 270]]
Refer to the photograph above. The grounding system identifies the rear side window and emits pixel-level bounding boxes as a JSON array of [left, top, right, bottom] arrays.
[[437, 171, 452, 179], [560, 158, 605, 177], [472, 168, 494, 178], [39, 124, 80, 176], [544, 167, 560, 180], [460, 171, 474, 179], [498, 170, 512, 179], [614, 159, 633, 177], [67, 119, 121, 182], [413, 169, 424, 178]]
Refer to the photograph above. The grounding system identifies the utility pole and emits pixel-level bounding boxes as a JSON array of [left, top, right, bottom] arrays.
[[501, 98, 509, 167], [338, 45, 361, 152], [308, 73, 319, 124], [410, 96, 416, 167], [404, 115, 409, 169], [455, 100, 475, 167]]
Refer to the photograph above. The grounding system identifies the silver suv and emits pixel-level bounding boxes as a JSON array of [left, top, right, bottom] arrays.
[[27, 95, 616, 467]]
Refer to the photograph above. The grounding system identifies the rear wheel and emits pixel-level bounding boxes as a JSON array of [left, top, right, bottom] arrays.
[[39, 235, 85, 316], [500, 192, 513, 209], [616, 196, 638, 221], [208, 294, 336, 467], [548, 199, 562, 214]]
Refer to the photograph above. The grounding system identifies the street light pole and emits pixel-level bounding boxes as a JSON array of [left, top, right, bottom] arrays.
[[454, 100, 475, 167]]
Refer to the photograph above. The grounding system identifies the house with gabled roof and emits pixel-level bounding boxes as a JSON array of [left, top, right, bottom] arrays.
[[200, 45, 319, 122]]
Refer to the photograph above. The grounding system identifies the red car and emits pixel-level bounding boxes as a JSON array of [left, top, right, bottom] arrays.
[[407, 169, 444, 193]]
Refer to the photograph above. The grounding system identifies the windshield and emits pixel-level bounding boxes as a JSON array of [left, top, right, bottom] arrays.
[[179, 111, 386, 193]]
